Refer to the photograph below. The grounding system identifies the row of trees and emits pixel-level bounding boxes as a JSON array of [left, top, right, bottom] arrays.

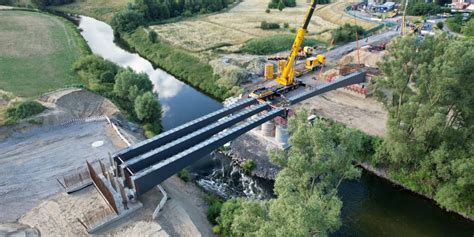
[[405, 1, 448, 16], [215, 111, 373, 236], [30, 0, 73, 8], [112, 0, 234, 34], [74, 55, 161, 137], [373, 34, 473, 217]]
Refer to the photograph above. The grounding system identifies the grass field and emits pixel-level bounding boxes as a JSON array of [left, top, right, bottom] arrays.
[[51, 0, 133, 23], [150, 0, 378, 54], [0, 10, 88, 98]]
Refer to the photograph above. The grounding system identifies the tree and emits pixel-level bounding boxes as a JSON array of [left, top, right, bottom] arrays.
[[374, 34, 474, 216], [462, 18, 474, 36], [111, 9, 145, 33], [277, 0, 284, 11], [436, 21, 444, 30], [134, 91, 162, 123], [220, 110, 364, 236], [113, 68, 153, 99]]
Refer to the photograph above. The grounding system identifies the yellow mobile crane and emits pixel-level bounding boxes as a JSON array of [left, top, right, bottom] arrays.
[[250, 0, 325, 99]]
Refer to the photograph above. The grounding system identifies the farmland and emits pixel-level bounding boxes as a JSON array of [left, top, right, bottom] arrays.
[[0, 10, 88, 98], [150, 0, 377, 53]]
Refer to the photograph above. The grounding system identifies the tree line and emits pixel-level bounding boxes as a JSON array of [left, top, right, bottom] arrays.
[[111, 0, 235, 34], [373, 34, 473, 218]]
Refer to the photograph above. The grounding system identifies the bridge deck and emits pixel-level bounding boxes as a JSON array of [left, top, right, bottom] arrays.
[[121, 103, 271, 175]]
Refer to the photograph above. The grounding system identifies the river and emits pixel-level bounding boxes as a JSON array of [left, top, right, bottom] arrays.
[[77, 16, 474, 237]]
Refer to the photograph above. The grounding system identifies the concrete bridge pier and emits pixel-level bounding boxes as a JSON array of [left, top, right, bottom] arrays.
[[275, 125, 289, 147], [261, 120, 275, 137]]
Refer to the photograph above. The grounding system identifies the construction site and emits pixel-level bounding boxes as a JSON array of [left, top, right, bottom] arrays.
[[1, 0, 473, 235]]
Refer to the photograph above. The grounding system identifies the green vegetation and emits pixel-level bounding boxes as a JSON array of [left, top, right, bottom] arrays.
[[406, 1, 447, 16], [332, 23, 364, 44], [372, 34, 474, 218], [206, 194, 224, 225], [217, 110, 367, 236], [463, 18, 474, 36], [268, 0, 295, 9], [0, 10, 88, 97], [177, 169, 190, 182], [50, 0, 133, 23], [446, 14, 463, 33], [74, 55, 162, 136], [122, 28, 232, 100], [5, 101, 45, 124], [260, 20, 280, 30], [110, 0, 236, 33], [436, 21, 444, 30], [240, 159, 255, 173], [241, 34, 324, 55], [111, 9, 145, 33]]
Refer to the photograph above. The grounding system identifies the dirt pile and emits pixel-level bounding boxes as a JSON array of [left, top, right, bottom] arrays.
[[337, 49, 386, 68], [38, 88, 120, 124]]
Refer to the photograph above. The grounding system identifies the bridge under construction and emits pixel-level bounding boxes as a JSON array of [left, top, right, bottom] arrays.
[[111, 71, 366, 197]]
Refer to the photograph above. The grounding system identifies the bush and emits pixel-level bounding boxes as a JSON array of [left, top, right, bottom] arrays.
[[111, 9, 145, 34], [260, 21, 280, 30], [148, 30, 158, 43], [265, 8, 270, 13], [283, 22, 289, 28], [206, 195, 224, 225], [446, 14, 463, 33], [212, 225, 221, 234], [6, 101, 45, 123], [177, 169, 190, 182], [241, 34, 323, 55], [436, 21, 444, 30], [332, 23, 365, 44], [241, 160, 255, 173]]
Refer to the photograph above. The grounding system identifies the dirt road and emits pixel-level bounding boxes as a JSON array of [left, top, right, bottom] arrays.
[[0, 121, 118, 222]]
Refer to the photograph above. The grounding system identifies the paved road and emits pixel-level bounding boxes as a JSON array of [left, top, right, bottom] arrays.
[[326, 29, 400, 62], [0, 122, 118, 222]]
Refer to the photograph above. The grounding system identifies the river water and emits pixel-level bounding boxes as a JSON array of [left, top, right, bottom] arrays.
[[77, 16, 474, 237]]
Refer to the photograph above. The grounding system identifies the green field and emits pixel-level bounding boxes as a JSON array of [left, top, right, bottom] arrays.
[[0, 10, 88, 98], [51, 0, 132, 23]]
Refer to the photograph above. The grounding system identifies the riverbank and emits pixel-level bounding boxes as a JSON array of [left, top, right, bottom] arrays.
[[120, 28, 231, 101], [229, 126, 474, 223]]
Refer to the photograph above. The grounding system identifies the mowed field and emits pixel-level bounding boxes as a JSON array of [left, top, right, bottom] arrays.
[[51, 0, 133, 23], [151, 0, 377, 53], [0, 10, 85, 97]]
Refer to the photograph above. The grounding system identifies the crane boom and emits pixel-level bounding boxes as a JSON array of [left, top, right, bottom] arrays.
[[276, 0, 318, 86]]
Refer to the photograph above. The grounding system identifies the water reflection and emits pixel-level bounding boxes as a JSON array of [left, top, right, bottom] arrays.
[[78, 16, 222, 129]]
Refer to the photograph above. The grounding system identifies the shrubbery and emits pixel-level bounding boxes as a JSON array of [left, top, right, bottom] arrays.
[[5, 101, 45, 123], [177, 169, 190, 182], [446, 14, 463, 33], [205, 194, 224, 225], [268, 0, 295, 9], [406, 2, 447, 16], [260, 21, 280, 30], [241, 34, 323, 55], [332, 23, 364, 44], [241, 160, 255, 173]]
